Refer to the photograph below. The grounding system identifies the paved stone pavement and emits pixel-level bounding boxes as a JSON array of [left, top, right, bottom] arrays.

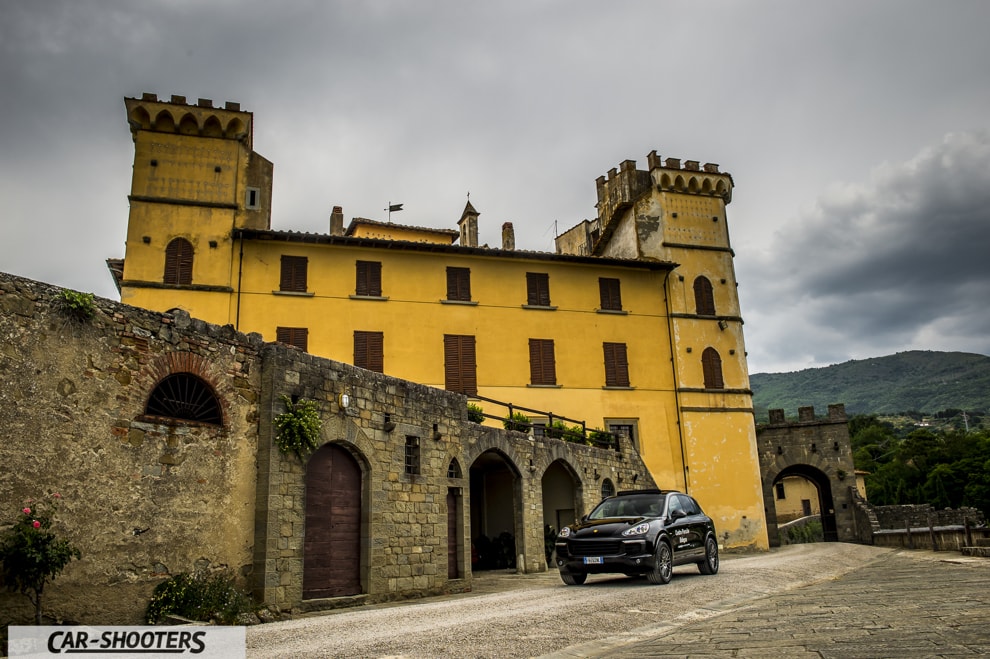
[[546, 549, 990, 658]]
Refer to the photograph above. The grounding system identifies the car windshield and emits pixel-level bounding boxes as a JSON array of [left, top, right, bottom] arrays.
[[588, 494, 664, 519]]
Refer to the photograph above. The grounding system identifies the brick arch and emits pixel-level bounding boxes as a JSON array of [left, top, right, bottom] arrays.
[[141, 351, 229, 426]]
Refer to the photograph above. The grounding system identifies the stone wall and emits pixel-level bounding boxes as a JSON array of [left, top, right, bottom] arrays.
[[0, 271, 656, 623], [871, 503, 985, 530]]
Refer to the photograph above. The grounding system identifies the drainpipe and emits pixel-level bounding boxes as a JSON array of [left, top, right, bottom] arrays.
[[235, 231, 244, 330], [662, 269, 690, 493]]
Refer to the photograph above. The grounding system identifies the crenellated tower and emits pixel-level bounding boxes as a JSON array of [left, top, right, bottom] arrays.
[[557, 152, 762, 543], [114, 94, 273, 323]]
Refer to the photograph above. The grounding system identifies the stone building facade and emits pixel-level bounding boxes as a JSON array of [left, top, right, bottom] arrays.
[[0, 271, 654, 624]]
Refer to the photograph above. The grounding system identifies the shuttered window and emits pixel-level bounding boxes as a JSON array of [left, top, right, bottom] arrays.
[[694, 276, 716, 316], [354, 330, 384, 373], [702, 347, 724, 389], [603, 342, 630, 387], [164, 238, 193, 285], [526, 272, 551, 306], [446, 267, 471, 301], [443, 334, 477, 395], [528, 338, 556, 385], [276, 326, 309, 352], [599, 278, 622, 311], [356, 261, 383, 297], [280, 255, 308, 292]]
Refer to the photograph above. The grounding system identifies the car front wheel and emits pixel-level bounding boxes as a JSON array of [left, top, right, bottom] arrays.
[[698, 536, 719, 575], [560, 570, 587, 586], [647, 541, 672, 585]]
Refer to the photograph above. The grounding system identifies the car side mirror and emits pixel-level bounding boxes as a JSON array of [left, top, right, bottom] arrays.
[[669, 510, 686, 521], [581, 515, 588, 523]]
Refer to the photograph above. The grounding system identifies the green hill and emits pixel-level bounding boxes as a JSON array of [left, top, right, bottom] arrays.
[[750, 351, 990, 421]]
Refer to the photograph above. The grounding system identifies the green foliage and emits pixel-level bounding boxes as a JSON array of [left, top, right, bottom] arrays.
[[503, 411, 531, 433], [588, 429, 617, 448], [273, 396, 322, 460], [751, 350, 990, 420], [56, 289, 96, 320], [145, 571, 253, 625], [467, 403, 485, 423], [780, 519, 824, 545], [0, 494, 81, 624]]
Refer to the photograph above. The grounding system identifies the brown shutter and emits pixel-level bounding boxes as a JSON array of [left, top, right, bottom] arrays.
[[529, 338, 556, 385], [356, 261, 382, 297], [694, 276, 716, 316], [280, 256, 308, 292], [702, 347, 724, 389], [526, 272, 550, 306], [276, 326, 308, 351], [603, 342, 630, 387], [354, 331, 384, 373], [444, 335, 477, 395], [599, 278, 622, 311], [447, 267, 471, 301], [164, 238, 193, 285]]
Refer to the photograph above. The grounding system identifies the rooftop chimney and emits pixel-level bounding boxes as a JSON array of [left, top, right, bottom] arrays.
[[502, 222, 515, 251], [330, 206, 344, 236]]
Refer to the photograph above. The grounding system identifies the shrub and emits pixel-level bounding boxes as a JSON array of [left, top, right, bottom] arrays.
[[56, 290, 96, 320], [467, 403, 485, 423], [273, 396, 322, 460], [588, 429, 616, 448], [0, 494, 81, 624], [503, 411, 531, 433], [145, 571, 253, 625]]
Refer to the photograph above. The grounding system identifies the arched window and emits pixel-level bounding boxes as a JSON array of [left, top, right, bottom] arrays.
[[145, 373, 222, 425], [702, 347, 724, 390], [164, 238, 193, 285], [600, 478, 616, 499], [693, 276, 715, 316], [447, 458, 463, 479]]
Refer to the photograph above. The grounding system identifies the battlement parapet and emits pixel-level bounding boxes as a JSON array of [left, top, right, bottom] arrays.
[[765, 403, 847, 426], [125, 93, 253, 147]]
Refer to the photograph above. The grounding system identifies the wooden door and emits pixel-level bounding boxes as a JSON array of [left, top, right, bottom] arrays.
[[447, 488, 460, 579], [304, 444, 362, 599]]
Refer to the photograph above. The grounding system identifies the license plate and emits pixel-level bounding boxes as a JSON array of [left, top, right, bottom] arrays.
[[583, 557, 603, 564]]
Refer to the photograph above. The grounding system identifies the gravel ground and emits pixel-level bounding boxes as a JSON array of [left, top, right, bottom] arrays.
[[245, 543, 890, 658]]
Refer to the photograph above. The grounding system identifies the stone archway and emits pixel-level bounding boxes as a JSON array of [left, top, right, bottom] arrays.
[[540, 460, 582, 568], [771, 464, 838, 543], [469, 449, 522, 570]]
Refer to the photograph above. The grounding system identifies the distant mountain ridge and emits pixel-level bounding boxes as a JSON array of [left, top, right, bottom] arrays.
[[749, 351, 990, 419]]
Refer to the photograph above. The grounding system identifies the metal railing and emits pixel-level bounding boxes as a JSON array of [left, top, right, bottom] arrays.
[[467, 393, 618, 450]]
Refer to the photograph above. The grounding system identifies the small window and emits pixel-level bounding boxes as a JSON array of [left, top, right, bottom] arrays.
[[599, 278, 622, 311], [145, 373, 222, 425], [447, 459, 463, 479], [276, 326, 308, 352], [606, 421, 638, 451], [354, 330, 384, 373], [444, 334, 477, 395], [694, 276, 716, 316], [164, 238, 193, 285], [526, 272, 551, 307], [404, 436, 421, 475], [446, 267, 471, 302], [776, 482, 786, 500], [702, 347, 724, 389], [603, 342, 630, 387], [245, 187, 260, 210], [280, 255, 308, 292], [356, 260, 383, 297], [528, 338, 556, 386], [601, 478, 616, 499]]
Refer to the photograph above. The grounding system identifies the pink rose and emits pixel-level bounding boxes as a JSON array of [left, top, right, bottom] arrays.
[[32, 520, 41, 529], [22, 508, 31, 515], [53, 493, 62, 499]]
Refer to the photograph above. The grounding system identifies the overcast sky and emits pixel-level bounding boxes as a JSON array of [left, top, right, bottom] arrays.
[[2, 1, 989, 373]]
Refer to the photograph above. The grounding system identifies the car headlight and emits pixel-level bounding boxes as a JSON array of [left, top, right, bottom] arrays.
[[558, 527, 571, 538], [622, 522, 650, 537]]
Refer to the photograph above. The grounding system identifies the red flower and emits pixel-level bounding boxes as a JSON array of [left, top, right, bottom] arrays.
[[22, 508, 31, 515], [32, 520, 41, 529]]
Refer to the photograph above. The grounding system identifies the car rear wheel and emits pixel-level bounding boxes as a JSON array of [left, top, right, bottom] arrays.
[[698, 536, 719, 575], [560, 570, 587, 586], [646, 541, 672, 585]]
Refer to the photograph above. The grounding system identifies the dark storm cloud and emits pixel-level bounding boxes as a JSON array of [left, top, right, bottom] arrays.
[[742, 132, 990, 372]]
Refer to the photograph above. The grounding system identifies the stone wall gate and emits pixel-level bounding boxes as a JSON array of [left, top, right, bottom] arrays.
[[756, 404, 860, 547]]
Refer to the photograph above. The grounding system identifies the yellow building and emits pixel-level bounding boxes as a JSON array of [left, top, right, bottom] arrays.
[[111, 93, 768, 550]]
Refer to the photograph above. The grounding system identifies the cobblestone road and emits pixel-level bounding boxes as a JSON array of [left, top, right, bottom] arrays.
[[245, 544, 990, 658]]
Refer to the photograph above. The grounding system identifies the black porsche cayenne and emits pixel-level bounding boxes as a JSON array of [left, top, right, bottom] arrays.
[[554, 489, 720, 585]]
